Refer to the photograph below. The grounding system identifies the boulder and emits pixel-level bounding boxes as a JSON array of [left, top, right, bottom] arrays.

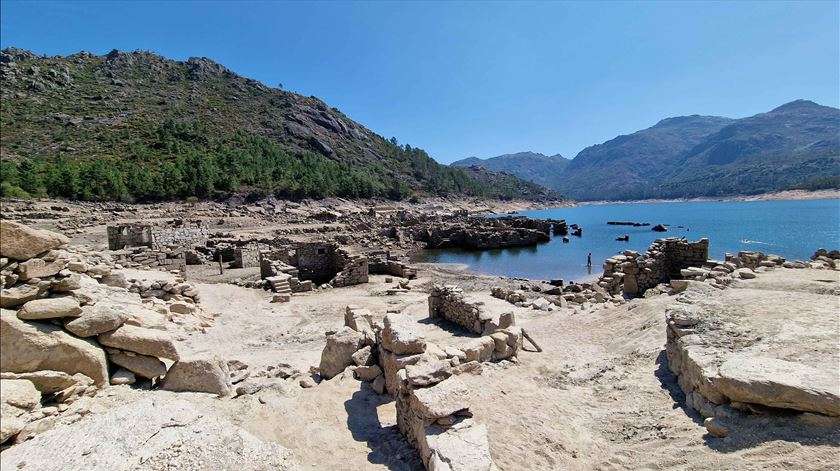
[[0, 370, 83, 394], [318, 326, 364, 380], [51, 273, 81, 292], [17, 297, 82, 320], [714, 355, 840, 416], [98, 324, 179, 360], [0, 221, 68, 260], [17, 258, 66, 281], [0, 414, 24, 444], [704, 417, 728, 438], [108, 351, 167, 379], [351, 345, 374, 366], [735, 268, 756, 279], [64, 303, 128, 337], [1, 379, 41, 410], [353, 365, 382, 382], [382, 314, 426, 355], [1, 283, 48, 308], [161, 355, 231, 396], [0, 309, 108, 386], [110, 369, 136, 385]]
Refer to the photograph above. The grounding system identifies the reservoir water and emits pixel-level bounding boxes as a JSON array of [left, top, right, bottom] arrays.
[[413, 199, 840, 282]]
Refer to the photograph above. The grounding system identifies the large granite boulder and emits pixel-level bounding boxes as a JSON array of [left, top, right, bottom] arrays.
[[0, 309, 108, 386], [318, 326, 364, 380], [161, 355, 231, 396], [64, 303, 128, 337], [0, 378, 41, 410], [0, 221, 68, 260], [107, 351, 167, 379], [17, 297, 82, 321], [0, 370, 82, 394], [98, 324, 179, 360]]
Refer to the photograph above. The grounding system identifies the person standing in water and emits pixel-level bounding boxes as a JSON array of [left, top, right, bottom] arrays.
[[587, 253, 592, 267]]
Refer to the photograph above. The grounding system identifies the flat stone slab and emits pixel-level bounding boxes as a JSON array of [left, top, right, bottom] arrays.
[[715, 355, 840, 416], [666, 268, 840, 416], [0, 397, 299, 470]]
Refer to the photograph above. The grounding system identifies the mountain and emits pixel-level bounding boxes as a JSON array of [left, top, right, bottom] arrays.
[[0, 47, 557, 202], [451, 152, 570, 188], [552, 116, 735, 200], [461, 100, 839, 201]]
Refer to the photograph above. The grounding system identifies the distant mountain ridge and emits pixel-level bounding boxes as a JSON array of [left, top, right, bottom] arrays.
[[455, 100, 840, 200], [451, 151, 570, 188]]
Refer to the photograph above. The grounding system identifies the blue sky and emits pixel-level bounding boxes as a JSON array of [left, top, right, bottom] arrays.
[[1, 1, 838, 163]]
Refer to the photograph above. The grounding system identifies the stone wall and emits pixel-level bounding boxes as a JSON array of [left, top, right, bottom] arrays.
[[295, 242, 338, 283], [230, 246, 265, 269], [331, 249, 369, 287], [428, 285, 493, 334], [600, 238, 709, 296], [109, 246, 186, 273], [107, 224, 153, 250], [106, 223, 209, 251]]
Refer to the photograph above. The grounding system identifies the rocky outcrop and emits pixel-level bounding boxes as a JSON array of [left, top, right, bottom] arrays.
[[0, 309, 109, 386], [0, 221, 68, 260], [0, 397, 300, 470]]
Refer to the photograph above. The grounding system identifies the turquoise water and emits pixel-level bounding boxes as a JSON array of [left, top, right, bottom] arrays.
[[414, 199, 840, 282]]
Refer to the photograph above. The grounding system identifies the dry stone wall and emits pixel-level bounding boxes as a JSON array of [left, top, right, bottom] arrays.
[[600, 238, 709, 296]]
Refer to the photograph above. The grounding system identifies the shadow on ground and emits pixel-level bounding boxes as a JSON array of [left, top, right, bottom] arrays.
[[344, 383, 423, 471]]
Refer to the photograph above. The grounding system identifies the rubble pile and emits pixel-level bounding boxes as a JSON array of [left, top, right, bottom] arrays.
[[0, 221, 226, 445]]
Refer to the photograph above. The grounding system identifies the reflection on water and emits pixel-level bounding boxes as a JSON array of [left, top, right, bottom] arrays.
[[413, 199, 840, 282]]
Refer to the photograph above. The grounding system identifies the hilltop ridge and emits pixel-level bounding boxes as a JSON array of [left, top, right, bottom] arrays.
[[0, 47, 557, 202]]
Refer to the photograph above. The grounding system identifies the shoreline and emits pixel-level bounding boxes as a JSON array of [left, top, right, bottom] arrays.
[[574, 189, 840, 206]]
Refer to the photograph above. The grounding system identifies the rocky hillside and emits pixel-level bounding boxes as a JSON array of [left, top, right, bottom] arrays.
[[0, 47, 556, 202], [451, 152, 570, 188]]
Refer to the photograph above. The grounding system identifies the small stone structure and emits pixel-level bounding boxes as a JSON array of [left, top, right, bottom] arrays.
[[107, 222, 209, 251], [230, 246, 264, 269], [259, 241, 369, 295], [428, 285, 498, 334], [107, 224, 153, 250], [600, 237, 709, 296]]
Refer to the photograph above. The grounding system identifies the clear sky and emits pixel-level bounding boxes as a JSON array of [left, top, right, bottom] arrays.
[[1, 1, 838, 163]]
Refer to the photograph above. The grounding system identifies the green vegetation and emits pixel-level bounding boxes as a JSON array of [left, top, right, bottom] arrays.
[[0, 48, 555, 202]]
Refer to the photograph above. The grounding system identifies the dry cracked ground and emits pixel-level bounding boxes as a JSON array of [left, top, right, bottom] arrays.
[[2, 258, 839, 470]]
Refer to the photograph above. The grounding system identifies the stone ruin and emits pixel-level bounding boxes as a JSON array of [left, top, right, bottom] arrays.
[[106, 222, 211, 274], [107, 222, 209, 251], [318, 285, 526, 470], [599, 237, 709, 296], [259, 241, 369, 300]]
